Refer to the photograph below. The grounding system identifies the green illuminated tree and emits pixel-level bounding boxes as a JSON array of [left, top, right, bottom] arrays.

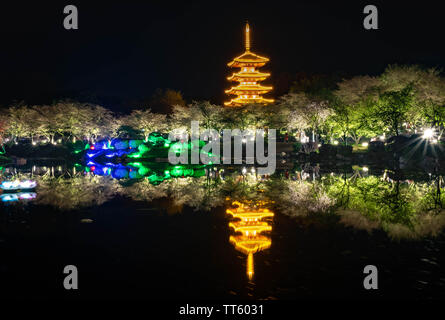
[[366, 84, 415, 137], [423, 102, 445, 139], [380, 65, 445, 132], [331, 75, 381, 144]]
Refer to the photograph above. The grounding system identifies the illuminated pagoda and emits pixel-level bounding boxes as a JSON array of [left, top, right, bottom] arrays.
[[224, 22, 274, 106], [226, 201, 274, 280]]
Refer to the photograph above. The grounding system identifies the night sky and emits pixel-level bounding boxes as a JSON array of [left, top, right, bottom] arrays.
[[0, 1, 444, 112]]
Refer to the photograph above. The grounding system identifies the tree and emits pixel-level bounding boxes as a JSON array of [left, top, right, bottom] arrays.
[[190, 101, 224, 131], [380, 65, 445, 133], [423, 102, 445, 139], [34, 105, 65, 143], [328, 103, 352, 145], [52, 101, 87, 141], [125, 109, 167, 141], [335, 75, 380, 106], [261, 103, 289, 130], [222, 104, 267, 132], [290, 72, 342, 101], [280, 93, 310, 135], [280, 93, 333, 142], [84, 105, 119, 141], [367, 85, 415, 137], [170, 101, 223, 132], [0, 114, 8, 152], [149, 88, 186, 114], [327, 101, 374, 145], [330, 76, 382, 144], [7, 104, 32, 142]]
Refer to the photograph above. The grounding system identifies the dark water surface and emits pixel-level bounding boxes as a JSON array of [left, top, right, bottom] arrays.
[[1, 164, 444, 300]]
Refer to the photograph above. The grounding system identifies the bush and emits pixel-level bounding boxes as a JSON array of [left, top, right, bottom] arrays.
[[386, 135, 410, 153], [368, 141, 385, 153], [66, 140, 87, 153], [319, 144, 337, 156], [129, 140, 143, 148], [114, 140, 129, 150], [337, 145, 353, 155], [293, 142, 302, 153]]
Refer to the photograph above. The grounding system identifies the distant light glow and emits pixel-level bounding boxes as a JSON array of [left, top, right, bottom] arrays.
[[1, 192, 36, 202], [362, 142, 369, 147], [0, 180, 37, 190], [423, 128, 434, 139]]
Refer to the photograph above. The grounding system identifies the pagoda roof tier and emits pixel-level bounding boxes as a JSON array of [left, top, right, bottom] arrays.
[[227, 50, 269, 68], [224, 97, 274, 106], [229, 221, 272, 234], [227, 70, 271, 81], [229, 235, 271, 255], [225, 84, 273, 95], [226, 206, 274, 220]]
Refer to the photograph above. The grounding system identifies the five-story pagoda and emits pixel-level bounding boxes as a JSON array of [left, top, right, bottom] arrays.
[[224, 22, 274, 106]]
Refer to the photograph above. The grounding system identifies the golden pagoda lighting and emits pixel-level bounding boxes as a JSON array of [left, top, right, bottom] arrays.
[[224, 22, 274, 107], [226, 201, 274, 280]]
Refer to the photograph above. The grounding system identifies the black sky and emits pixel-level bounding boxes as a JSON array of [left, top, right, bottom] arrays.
[[0, 1, 444, 112]]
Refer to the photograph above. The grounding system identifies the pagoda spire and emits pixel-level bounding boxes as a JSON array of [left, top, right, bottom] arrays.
[[245, 22, 250, 51]]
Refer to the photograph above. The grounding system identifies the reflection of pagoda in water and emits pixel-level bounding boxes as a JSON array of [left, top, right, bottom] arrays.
[[224, 22, 274, 106], [226, 201, 274, 280]]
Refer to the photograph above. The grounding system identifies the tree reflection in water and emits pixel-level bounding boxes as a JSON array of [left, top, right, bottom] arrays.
[[35, 174, 121, 210], [269, 165, 445, 239], [1, 164, 444, 239]]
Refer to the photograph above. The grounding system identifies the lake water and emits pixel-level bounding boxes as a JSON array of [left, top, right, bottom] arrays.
[[1, 163, 444, 300]]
